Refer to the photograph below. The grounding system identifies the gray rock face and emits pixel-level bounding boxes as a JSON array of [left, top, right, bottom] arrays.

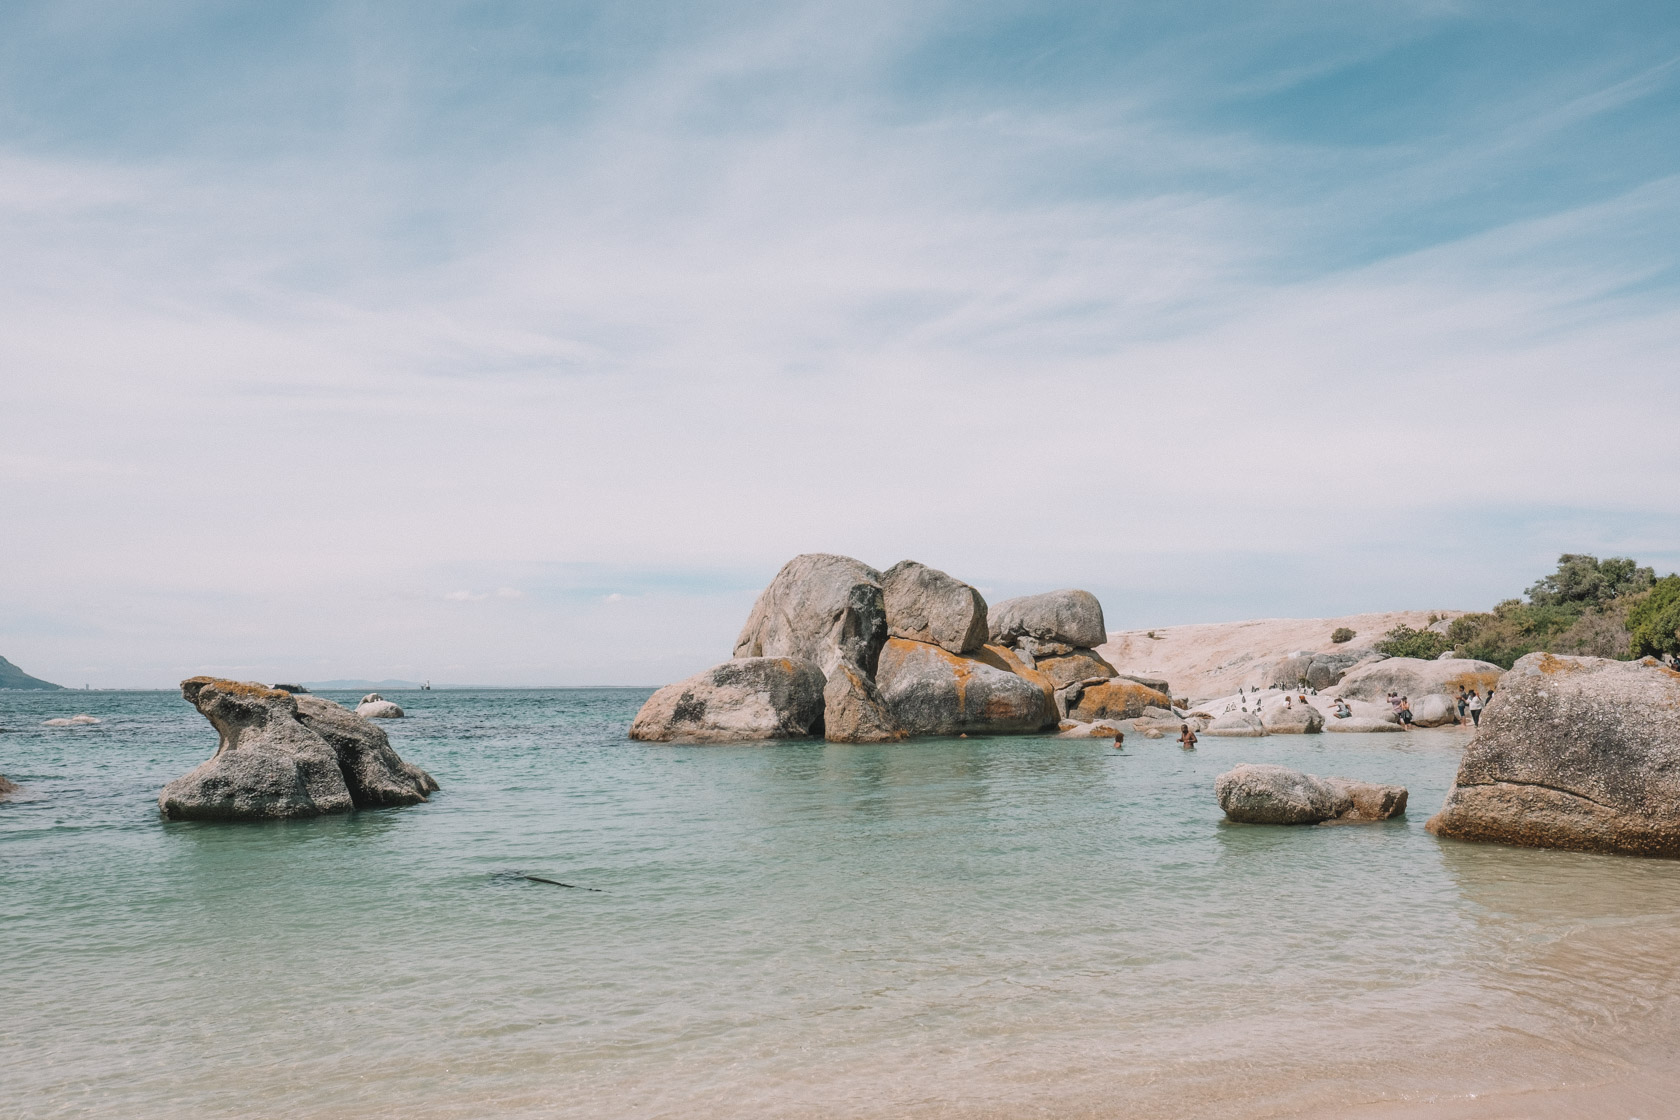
[[1409, 693, 1460, 727], [1324, 716, 1404, 733], [1204, 712, 1265, 737], [881, 561, 988, 654], [159, 678, 437, 821], [822, 662, 905, 743], [734, 554, 888, 676], [294, 696, 438, 808], [629, 657, 826, 743], [1270, 650, 1379, 691], [1260, 701, 1324, 734], [1428, 655, 1680, 857], [356, 693, 405, 719], [875, 638, 1054, 736], [988, 589, 1107, 654], [1323, 777, 1408, 821], [1036, 648, 1120, 690], [1066, 677, 1173, 722], [1119, 673, 1173, 698], [1337, 657, 1502, 704], [1217, 764, 1350, 824]]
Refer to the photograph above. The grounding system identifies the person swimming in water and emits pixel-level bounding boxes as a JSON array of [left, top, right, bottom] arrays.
[[1178, 723, 1197, 750]]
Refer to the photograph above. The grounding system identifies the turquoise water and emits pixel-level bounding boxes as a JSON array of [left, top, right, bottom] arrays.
[[4, 689, 1680, 1118]]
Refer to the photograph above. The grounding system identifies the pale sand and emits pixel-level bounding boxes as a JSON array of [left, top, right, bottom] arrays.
[[1098, 610, 1467, 704]]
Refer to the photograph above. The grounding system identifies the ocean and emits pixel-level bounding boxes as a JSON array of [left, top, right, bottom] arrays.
[[3, 688, 1679, 1118]]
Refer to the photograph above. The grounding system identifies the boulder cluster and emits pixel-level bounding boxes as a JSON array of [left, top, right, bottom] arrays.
[[158, 677, 438, 821], [630, 554, 1168, 743]]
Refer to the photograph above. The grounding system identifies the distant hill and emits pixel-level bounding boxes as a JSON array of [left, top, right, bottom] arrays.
[[302, 679, 427, 691], [0, 655, 64, 690]]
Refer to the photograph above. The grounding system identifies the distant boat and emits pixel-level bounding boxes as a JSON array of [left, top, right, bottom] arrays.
[[422, 680, 432, 691]]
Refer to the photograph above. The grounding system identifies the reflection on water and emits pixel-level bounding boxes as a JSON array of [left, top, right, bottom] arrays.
[[2, 691, 1678, 1119]]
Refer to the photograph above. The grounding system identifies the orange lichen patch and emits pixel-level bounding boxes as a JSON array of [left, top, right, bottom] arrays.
[[181, 676, 289, 701], [1532, 654, 1580, 675]]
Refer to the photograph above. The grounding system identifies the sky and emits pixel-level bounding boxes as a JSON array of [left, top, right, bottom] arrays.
[[3, 0, 1679, 688]]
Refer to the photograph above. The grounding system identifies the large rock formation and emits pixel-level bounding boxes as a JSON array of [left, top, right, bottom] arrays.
[[734, 554, 888, 677], [1066, 677, 1173, 722], [1337, 657, 1501, 704], [629, 657, 826, 743], [989, 589, 1107, 656], [881, 561, 988, 654], [1035, 648, 1120, 690], [822, 663, 905, 743], [1409, 693, 1460, 727], [1259, 701, 1324, 734], [159, 678, 437, 821], [875, 638, 1055, 736], [1217, 764, 1406, 825], [1269, 649, 1380, 691], [1428, 655, 1680, 857]]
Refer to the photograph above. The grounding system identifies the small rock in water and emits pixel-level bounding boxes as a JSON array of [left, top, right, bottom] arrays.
[[1216, 764, 1407, 825], [42, 714, 101, 727], [357, 693, 405, 719]]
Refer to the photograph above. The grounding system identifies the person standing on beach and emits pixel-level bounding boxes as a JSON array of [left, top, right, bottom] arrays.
[[1466, 690, 1484, 726], [1178, 724, 1197, 750]]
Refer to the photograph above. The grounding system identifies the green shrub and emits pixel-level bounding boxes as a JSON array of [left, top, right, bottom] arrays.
[[1628, 575, 1680, 659], [1375, 625, 1450, 660], [1330, 627, 1355, 644], [1526, 554, 1654, 609]]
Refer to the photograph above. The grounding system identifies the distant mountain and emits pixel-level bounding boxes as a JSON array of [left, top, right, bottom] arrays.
[[302, 679, 427, 691], [0, 655, 64, 690]]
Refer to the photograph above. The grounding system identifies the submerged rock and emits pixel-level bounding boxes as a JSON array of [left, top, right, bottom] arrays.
[[0, 774, 16, 797], [881, 560, 989, 654], [875, 638, 1055, 736], [822, 662, 905, 743], [629, 657, 826, 743], [42, 714, 100, 726], [158, 678, 437, 821], [1323, 716, 1404, 733], [1428, 655, 1680, 857], [988, 589, 1107, 655], [356, 693, 405, 719], [734, 554, 887, 676]]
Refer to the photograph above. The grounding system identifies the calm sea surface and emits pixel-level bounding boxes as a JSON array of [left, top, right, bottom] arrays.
[[4, 688, 1680, 1118]]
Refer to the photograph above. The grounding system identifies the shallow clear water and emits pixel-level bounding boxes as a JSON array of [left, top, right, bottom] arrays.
[[4, 689, 1680, 1118]]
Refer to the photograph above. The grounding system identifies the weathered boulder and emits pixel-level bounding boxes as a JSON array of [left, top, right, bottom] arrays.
[[1260, 702, 1324, 734], [989, 589, 1107, 655], [1204, 712, 1265, 737], [356, 692, 404, 719], [1324, 716, 1404, 733], [1409, 693, 1460, 727], [294, 695, 438, 807], [875, 638, 1055, 736], [1119, 673, 1173, 698], [629, 657, 826, 743], [1337, 657, 1501, 704], [1067, 678, 1173, 722], [1270, 650, 1380, 691], [1323, 778, 1408, 820], [1217, 765, 1350, 824], [1036, 648, 1120, 690], [881, 561, 988, 654], [734, 554, 887, 676], [1055, 719, 1125, 739], [822, 662, 905, 743], [1428, 655, 1680, 857], [158, 678, 437, 821]]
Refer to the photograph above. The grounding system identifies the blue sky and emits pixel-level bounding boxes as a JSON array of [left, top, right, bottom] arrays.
[[2, 1, 1678, 686]]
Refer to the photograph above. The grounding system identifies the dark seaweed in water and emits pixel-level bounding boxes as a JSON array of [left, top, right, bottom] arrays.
[[490, 869, 603, 892]]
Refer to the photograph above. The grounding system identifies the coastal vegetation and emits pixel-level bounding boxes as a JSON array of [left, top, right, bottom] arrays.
[[1369, 554, 1672, 670]]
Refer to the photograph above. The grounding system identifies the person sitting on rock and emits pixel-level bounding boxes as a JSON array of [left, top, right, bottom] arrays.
[[1332, 698, 1352, 718], [1283, 694, 1293, 709], [1178, 723, 1197, 750]]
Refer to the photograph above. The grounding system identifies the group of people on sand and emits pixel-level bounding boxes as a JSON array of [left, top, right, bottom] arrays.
[[1112, 725, 1197, 752]]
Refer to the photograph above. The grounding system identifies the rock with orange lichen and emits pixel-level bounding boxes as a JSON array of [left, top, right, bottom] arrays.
[[1034, 648, 1119, 690], [159, 677, 437, 821], [630, 657, 826, 743], [1429, 655, 1680, 857], [734, 554, 887, 677], [1067, 678, 1173, 722], [881, 560, 989, 654], [875, 638, 1056, 736]]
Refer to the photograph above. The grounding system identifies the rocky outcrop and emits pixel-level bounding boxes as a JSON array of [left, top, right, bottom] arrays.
[[1066, 677, 1173, 722], [1204, 712, 1265, 737], [875, 638, 1055, 736], [1409, 693, 1459, 727], [356, 693, 404, 719], [989, 589, 1107, 656], [1259, 702, 1324, 734], [1337, 657, 1501, 704], [1269, 649, 1380, 691], [822, 663, 905, 743], [158, 678, 437, 821], [881, 561, 988, 654], [1119, 673, 1172, 698], [1217, 764, 1406, 824], [734, 554, 888, 677], [1036, 648, 1119, 690], [629, 657, 826, 743], [1428, 655, 1680, 857], [0, 654, 63, 690], [1324, 716, 1404, 733]]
